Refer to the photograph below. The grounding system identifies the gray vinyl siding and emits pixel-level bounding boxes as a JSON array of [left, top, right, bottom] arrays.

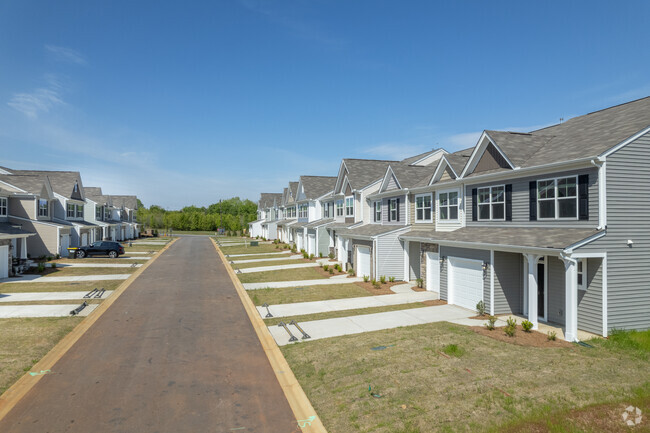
[[316, 226, 330, 257], [547, 257, 566, 325], [382, 194, 407, 225], [493, 251, 523, 314], [465, 167, 599, 226], [577, 258, 603, 335], [580, 131, 650, 332], [409, 241, 420, 280], [439, 246, 490, 307], [386, 175, 399, 191], [376, 230, 408, 280]]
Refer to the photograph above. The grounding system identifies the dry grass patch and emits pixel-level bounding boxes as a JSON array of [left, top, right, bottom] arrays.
[[0, 280, 121, 294], [232, 259, 309, 270], [249, 283, 373, 306], [26, 266, 137, 276], [0, 317, 83, 395], [56, 258, 148, 264], [282, 321, 650, 433], [220, 243, 287, 255], [237, 267, 327, 284], [226, 253, 293, 261], [0, 299, 103, 306]]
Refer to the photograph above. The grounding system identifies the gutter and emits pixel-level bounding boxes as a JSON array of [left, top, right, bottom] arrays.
[[398, 234, 563, 256]]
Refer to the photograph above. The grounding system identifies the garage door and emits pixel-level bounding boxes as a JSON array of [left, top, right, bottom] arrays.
[[60, 235, 70, 256], [308, 234, 316, 256], [356, 246, 371, 278], [426, 252, 440, 292], [297, 232, 304, 251], [448, 257, 483, 310], [0, 245, 8, 279]]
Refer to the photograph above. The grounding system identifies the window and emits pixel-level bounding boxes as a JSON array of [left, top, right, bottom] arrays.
[[336, 199, 344, 217], [415, 194, 432, 222], [96, 206, 102, 219], [323, 203, 331, 218], [577, 259, 587, 291], [67, 203, 75, 218], [76, 205, 83, 218], [38, 199, 48, 217], [345, 197, 354, 217], [105, 209, 111, 220], [477, 185, 505, 221], [374, 201, 381, 222], [298, 204, 308, 218], [439, 191, 459, 220], [0, 197, 6, 216], [388, 198, 398, 221], [538, 176, 577, 219]]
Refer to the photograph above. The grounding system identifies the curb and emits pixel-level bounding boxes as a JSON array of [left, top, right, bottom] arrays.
[[212, 238, 327, 433], [0, 238, 178, 421]]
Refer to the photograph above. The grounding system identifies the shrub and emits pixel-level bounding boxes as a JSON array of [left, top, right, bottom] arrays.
[[476, 300, 486, 316], [389, 276, 395, 282], [504, 316, 517, 337], [55, 254, 60, 259], [335, 264, 342, 272], [46, 256, 52, 262], [319, 252, 323, 258], [416, 278, 423, 288], [521, 320, 533, 332], [328, 268, 334, 274], [36, 263, 45, 273], [547, 331, 557, 341], [348, 268, 355, 275], [309, 254, 314, 260], [302, 252, 309, 259], [328, 252, 334, 259], [485, 315, 497, 331], [380, 275, 386, 284], [442, 344, 465, 358], [372, 279, 381, 288], [300, 248, 305, 253], [363, 275, 370, 282], [50, 263, 56, 269], [323, 265, 329, 271]]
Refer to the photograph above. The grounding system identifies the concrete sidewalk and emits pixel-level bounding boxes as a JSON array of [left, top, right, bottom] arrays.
[[0, 291, 114, 302], [244, 276, 362, 290], [0, 304, 99, 318], [257, 291, 438, 318], [232, 255, 302, 264], [31, 263, 142, 268], [2, 274, 131, 283], [269, 304, 472, 346], [237, 262, 319, 274]]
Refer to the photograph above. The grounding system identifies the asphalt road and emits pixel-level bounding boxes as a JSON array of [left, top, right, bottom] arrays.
[[0, 236, 299, 433]]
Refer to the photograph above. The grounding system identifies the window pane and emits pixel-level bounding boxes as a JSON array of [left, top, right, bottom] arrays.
[[492, 186, 504, 202], [539, 200, 555, 218], [424, 195, 431, 207], [424, 208, 431, 220], [558, 177, 576, 198], [416, 196, 423, 207], [417, 209, 423, 220], [492, 203, 505, 220], [449, 192, 458, 205], [478, 204, 490, 220], [559, 198, 577, 218], [449, 206, 458, 220], [538, 180, 555, 199], [440, 207, 448, 220], [439, 193, 448, 206], [478, 188, 490, 204]]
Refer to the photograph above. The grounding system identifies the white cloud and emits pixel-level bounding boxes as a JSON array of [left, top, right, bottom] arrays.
[[7, 75, 65, 119], [363, 143, 430, 161], [45, 45, 86, 65]]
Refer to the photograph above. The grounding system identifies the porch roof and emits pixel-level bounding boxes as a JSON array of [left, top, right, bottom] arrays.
[[291, 221, 309, 229], [326, 222, 356, 230], [0, 223, 35, 240], [305, 218, 335, 229], [399, 227, 604, 254], [71, 220, 99, 228], [337, 224, 408, 240], [275, 218, 296, 227]]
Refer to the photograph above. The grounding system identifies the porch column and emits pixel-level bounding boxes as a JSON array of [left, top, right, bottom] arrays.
[[403, 240, 410, 282], [20, 238, 27, 259], [562, 256, 579, 342], [525, 254, 541, 330]]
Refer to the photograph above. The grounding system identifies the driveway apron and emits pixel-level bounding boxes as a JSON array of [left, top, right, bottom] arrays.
[[0, 236, 298, 433]]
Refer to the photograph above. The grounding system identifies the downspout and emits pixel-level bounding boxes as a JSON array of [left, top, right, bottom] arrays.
[[590, 157, 606, 230]]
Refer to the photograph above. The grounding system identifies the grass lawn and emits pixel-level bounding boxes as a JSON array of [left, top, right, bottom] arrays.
[[25, 266, 137, 276], [264, 302, 429, 326], [171, 230, 217, 235], [233, 259, 309, 270], [55, 258, 148, 265], [0, 317, 83, 394], [282, 323, 650, 433], [227, 253, 294, 260], [220, 244, 290, 255], [237, 267, 328, 284], [123, 246, 163, 253], [0, 280, 122, 294], [248, 283, 372, 306]]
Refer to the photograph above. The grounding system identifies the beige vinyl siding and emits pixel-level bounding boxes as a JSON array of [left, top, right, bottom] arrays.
[[386, 174, 399, 190], [580, 131, 650, 332], [465, 167, 599, 226], [409, 192, 436, 227], [9, 197, 36, 220], [493, 251, 523, 314], [8, 217, 59, 257]]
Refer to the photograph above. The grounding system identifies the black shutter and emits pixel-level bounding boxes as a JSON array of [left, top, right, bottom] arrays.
[[471, 188, 477, 221], [529, 181, 537, 221], [505, 184, 513, 221], [395, 199, 399, 221], [578, 174, 589, 220]]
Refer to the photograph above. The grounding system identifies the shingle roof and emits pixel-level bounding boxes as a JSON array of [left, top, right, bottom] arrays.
[[305, 218, 335, 229], [0, 174, 50, 196], [342, 159, 398, 191], [10, 170, 83, 200], [400, 150, 433, 165], [259, 193, 282, 209], [445, 147, 474, 175], [400, 227, 601, 251], [389, 164, 437, 189], [337, 224, 407, 239], [300, 176, 337, 200], [0, 222, 35, 239], [110, 195, 138, 210], [84, 187, 112, 206]]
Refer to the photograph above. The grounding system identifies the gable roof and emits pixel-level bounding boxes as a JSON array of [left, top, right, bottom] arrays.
[[8, 170, 84, 200], [0, 174, 53, 197], [390, 164, 437, 189], [259, 193, 282, 209], [110, 195, 138, 210], [339, 159, 398, 192], [300, 176, 337, 200], [84, 187, 112, 206]]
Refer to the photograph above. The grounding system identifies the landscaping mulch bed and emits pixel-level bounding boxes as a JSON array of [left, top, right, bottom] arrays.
[[314, 266, 348, 278], [421, 299, 447, 306], [471, 325, 573, 348], [469, 313, 490, 320], [354, 281, 405, 295]]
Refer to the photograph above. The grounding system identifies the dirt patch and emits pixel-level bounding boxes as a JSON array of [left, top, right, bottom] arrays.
[[471, 325, 573, 348], [354, 281, 405, 295], [469, 313, 490, 320], [421, 299, 447, 307], [314, 266, 347, 278], [411, 286, 426, 292]]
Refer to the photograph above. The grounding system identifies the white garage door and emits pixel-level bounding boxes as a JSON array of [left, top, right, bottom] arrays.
[[308, 234, 316, 256], [448, 257, 483, 310], [297, 232, 304, 251], [426, 251, 440, 292], [356, 246, 371, 278], [0, 245, 8, 279]]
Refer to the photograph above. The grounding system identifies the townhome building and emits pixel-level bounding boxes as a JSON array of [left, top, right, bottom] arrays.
[[0, 179, 37, 277], [110, 195, 140, 239], [397, 96, 650, 341], [289, 176, 336, 256], [258, 193, 283, 240], [276, 181, 299, 243]]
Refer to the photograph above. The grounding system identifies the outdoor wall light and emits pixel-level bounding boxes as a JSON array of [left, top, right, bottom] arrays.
[[482, 262, 488, 271], [439, 256, 446, 264], [627, 239, 634, 247]]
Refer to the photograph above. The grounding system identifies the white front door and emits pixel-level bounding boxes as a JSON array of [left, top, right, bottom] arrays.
[[448, 257, 484, 311], [297, 232, 304, 251], [356, 246, 371, 278], [308, 234, 316, 256], [426, 251, 440, 292], [0, 245, 8, 279]]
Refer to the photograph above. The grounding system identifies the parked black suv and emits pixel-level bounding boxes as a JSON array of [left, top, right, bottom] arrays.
[[76, 241, 125, 259]]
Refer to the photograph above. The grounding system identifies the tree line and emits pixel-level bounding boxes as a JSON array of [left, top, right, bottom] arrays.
[[136, 198, 257, 233]]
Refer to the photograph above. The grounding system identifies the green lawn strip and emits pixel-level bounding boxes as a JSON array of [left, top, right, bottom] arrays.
[[249, 283, 371, 306], [171, 230, 218, 235], [264, 302, 429, 327], [233, 259, 310, 270], [237, 267, 328, 284], [123, 245, 165, 252], [0, 317, 83, 394], [25, 267, 137, 276], [220, 244, 290, 255], [227, 253, 294, 261], [0, 280, 121, 294], [55, 258, 149, 265], [281, 322, 650, 433]]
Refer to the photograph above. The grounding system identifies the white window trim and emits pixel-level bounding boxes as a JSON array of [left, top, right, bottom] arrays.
[[335, 199, 344, 217], [345, 196, 354, 217], [38, 199, 49, 217], [578, 259, 587, 291], [388, 198, 398, 222], [414, 193, 433, 223], [437, 189, 460, 222], [477, 185, 506, 221], [0, 197, 7, 216], [374, 201, 381, 223], [537, 176, 579, 221]]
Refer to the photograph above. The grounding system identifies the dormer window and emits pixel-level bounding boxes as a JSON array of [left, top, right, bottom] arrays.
[[73, 183, 78, 193], [76, 205, 83, 219], [67, 203, 75, 218], [0, 197, 6, 216], [38, 199, 49, 217], [336, 199, 344, 217], [439, 191, 459, 221], [345, 197, 354, 217]]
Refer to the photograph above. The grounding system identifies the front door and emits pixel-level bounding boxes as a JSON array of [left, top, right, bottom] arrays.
[[426, 252, 440, 292], [537, 260, 546, 319]]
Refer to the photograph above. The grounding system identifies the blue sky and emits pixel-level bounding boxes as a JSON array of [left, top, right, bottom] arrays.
[[1, 1, 649, 209]]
